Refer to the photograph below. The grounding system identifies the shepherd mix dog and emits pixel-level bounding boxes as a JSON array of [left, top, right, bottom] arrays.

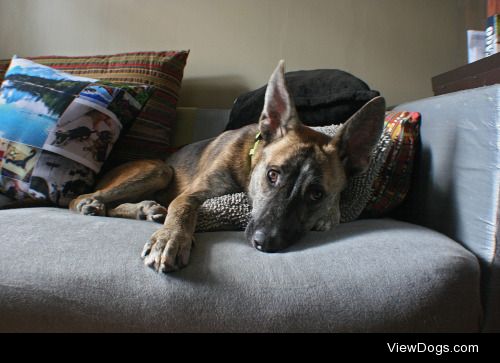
[[69, 60, 386, 273]]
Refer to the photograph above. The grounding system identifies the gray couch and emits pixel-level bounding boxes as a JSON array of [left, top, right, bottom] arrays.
[[0, 85, 498, 332]]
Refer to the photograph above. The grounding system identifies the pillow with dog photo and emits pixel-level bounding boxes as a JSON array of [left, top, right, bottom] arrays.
[[0, 56, 153, 206], [0, 50, 190, 166]]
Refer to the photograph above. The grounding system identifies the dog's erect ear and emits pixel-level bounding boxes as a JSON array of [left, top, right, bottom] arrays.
[[259, 60, 300, 141], [333, 96, 386, 177]]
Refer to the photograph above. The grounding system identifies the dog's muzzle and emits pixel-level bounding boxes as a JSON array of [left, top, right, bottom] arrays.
[[246, 223, 295, 253], [252, 229, 277, 253]]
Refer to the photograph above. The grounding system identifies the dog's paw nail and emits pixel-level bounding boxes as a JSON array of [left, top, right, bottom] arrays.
[[141, 241, 153, 258], [144, 258, 157, 271], [150, 214, 166, 223], [160, 263, 178, 274]]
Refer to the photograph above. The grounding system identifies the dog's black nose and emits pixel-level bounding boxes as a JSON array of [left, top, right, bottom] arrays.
[[252, 229, 282, 253], [252, 230, 267, 251]]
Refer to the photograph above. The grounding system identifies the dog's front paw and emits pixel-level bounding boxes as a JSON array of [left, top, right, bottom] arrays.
[[141, 228, 193, 273], [75, 197, 106, 216], [138, 201, 168, 223]]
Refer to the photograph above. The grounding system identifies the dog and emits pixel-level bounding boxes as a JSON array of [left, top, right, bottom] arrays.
[[69, 60, 385, 273], [83, 130, 113, 162], [5, 148, 37, 169], [52, 126, 95, 146]]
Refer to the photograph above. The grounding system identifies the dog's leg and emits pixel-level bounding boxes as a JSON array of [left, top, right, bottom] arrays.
[[69, 160, 172, 217], [141, 166, 241, 273], [141, 192, 202, 272], [107, 200, 168, 223]]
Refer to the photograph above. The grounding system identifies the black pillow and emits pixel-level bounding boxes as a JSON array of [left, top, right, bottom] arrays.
[[225, 69, 380, 130]]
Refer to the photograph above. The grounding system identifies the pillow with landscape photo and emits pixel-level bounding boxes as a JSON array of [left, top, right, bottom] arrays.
[[0, 56, 152, 206], [0, 50, 190, 166]]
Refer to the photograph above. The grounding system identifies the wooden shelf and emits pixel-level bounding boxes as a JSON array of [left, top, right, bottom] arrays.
[[431, 52, 500, 95], [489, 0, 500, 17]]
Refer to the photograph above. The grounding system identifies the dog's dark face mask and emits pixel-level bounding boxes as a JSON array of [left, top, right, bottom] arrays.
[[245, 61, 385, 253], [245, 139, 346, 252]]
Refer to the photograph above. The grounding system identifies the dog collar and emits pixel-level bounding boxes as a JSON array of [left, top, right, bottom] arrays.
[[248, 132, 262, 158]]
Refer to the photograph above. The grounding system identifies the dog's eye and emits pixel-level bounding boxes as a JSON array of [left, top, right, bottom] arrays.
[[309, 188, 324, 201], [267, 169, 280, 185]]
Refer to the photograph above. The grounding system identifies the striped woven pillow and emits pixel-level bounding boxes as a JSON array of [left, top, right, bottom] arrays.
[[0, 50, 189, 168]]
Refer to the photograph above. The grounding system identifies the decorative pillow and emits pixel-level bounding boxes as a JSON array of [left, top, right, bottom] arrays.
[[362, 111, 421, 217], [0, 50, 189, 168], [0, 57, 152, 206], [196, 111, 421, 232]]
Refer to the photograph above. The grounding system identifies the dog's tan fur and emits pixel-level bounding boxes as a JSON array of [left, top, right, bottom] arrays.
[[69, 61, 386, 273]]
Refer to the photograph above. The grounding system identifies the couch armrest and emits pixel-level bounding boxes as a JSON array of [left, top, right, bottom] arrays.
[[393, 85, 500, 332]]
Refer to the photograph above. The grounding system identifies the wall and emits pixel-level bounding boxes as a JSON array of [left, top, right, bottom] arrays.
[[0, 0, 486, 108]]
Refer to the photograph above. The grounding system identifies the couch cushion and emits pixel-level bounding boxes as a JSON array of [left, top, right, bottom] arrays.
[[0, 208, 481, 332]]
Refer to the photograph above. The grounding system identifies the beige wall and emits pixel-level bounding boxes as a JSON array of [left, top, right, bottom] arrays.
[[0, 0, 486, 108]]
